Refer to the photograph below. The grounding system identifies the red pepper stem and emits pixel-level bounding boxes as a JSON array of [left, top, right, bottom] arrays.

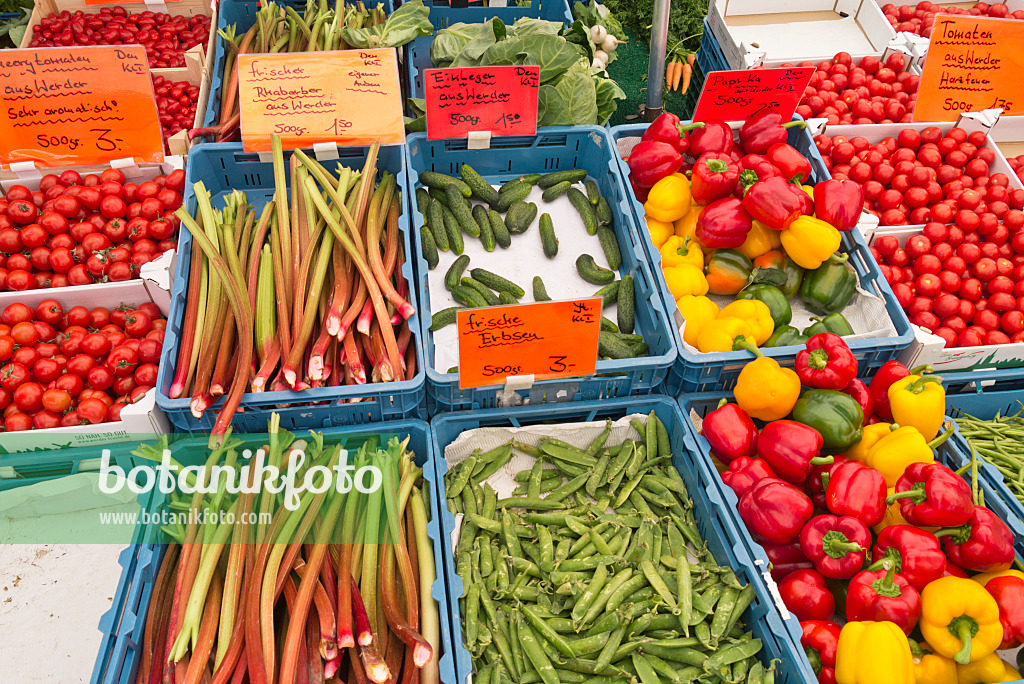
[[716, 398, 728, 409], [676, 122, 706, 135], [905, 375, 944, 393], [782, 120, 806, 130], [950, 616, 978, 665], [828, 252, 849, 265], [870, 560, 902, 598], [928, 423, 955, 449], [733, 339, 764, 358], [809, 456, 834, 466]]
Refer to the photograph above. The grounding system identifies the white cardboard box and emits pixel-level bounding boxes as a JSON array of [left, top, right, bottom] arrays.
[[990, 112, 1024, 168], [707, 0, 897, 70]]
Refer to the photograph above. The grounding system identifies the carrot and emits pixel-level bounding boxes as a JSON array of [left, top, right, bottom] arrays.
[[671, 59, 683, 92], [687, 52, 696, 67], [665, 60, 677, 89], [681, 63, 693, 94]]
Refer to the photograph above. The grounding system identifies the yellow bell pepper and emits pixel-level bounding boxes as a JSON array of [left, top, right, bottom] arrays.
[[719, 299, 774, 346], [888, 375, 947, 441], [874, 487, 915, 534], [1000, 661, 1022, 682], [845, 422, 893, 463], [972, 569, 1024, 587], [910, 640, 957, 684], [865, 425, 938, 487], [956, 652, 1008, 684], [780, 215, 843, 270], [695, 317, 756, 354], [733, 345, 801, 422], [646, 216, 675, 248], [674, 204, 701, 241], [736, 220, 782, 261], [836, 621, 916, 684], [644, 174, 692, 223], [803, 184, 815, 200], [921, 577, 1003, 665], [660, 235, 705, 270], [676, 295, 720, 347], [663, 263, 709, 299]]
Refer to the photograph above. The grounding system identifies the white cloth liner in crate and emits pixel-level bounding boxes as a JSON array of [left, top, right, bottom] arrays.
[[428, 183, 622, 373]]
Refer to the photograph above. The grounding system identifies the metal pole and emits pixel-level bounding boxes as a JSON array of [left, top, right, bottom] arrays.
[[645, 0, 671, 121]]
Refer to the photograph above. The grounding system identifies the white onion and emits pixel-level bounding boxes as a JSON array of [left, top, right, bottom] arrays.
[[600, 35, 619, 53], [590, 25, 608, 45]]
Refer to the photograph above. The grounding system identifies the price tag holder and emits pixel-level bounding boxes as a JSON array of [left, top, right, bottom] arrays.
[[237, 49, 405, 153], [0, 46, 163, 167], [914, 15, 1023, 121], [692, 67, 813, 123], [425, 66, 539, 141], [456, 298, 601, 390]]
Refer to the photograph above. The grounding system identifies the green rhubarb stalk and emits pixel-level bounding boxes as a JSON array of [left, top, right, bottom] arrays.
[[411, 487, 440, 684], [255, 245, 277, 366]]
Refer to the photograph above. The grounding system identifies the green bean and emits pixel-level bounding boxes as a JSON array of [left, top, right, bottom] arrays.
[[595, 624, 628, 672], [703, 639, 761, 671], [522, 605, 575, 658], [448, 456, 477, 497]]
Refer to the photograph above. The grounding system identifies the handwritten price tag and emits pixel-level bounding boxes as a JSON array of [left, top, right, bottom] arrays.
[[692, 67, 814, 123], [425, 66, 539, 140], [914, 15, 1023, 121], [456, 299, 601, 390], [0, 46, 163, 167], [237, 49, 405, 153]]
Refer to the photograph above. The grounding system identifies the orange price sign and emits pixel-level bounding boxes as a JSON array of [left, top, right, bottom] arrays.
[[914, 15, 1024, 121], [237, 49, 405, 153], [456, 299, 602, 390], [0, 46, 163, 167]]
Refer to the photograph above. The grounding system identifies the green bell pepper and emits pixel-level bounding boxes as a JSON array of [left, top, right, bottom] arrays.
[[764, 325, 808, 348], [802, 313, 855, 338], [706, 249, 753, 295], [736, 284, 792, 328], [800, 260, 856, 316], [754, 250, 804, 298], [790, 389, 864, 453]]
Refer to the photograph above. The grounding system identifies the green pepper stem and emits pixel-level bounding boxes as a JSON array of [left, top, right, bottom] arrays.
[[821, 530, 863, 559], [805, 647, 823, 675], [909, 364, 934, 375], [928, 423, 955, 449], [828, 253, 850, 265], [950, 616, 978, 665], [782, 121, 806, 130], [907, 638, 925, 658], [716, 398, 728, 410], [905, 375, 945, 394], [733, 339, 764, 358], [870, 560, 902, 598], [886, 486, 925, 506], [676, 122, 706, 135], [809, 456, 834, 466], [807, 348, 830, 370]]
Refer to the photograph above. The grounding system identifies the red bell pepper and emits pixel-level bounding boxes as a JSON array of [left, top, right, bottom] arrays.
[[807, 455, 850, 510], [871, 524, 947, 592], [696, 197, 753, 248], [689, 119, 734, 156], [756, 420, 829, 485], [846, 560, 922, 635], [825, 460, 887, 527], [801, 620, 841, 684], [628, 172, 650, 203], [799, 514, 871, 579], [889, 462, 975, 528], [767, 142, 813, 184], [739, 111, 807, 155], [867, 361, 932, 422], [814, 179, 865, 232], [738, 477, 814, 545], [691, 153, 740, 205], [842, 378, 874, 425], [788, 180, 814, 215], [702, 398, 758, 463], [986, 576, 1024, 649], [626, 140, 684, 188], [641, 113, 705, 155], [935, 505, 1015, 572], [722, 456, 777, 497], [944, 561, 969, 578], [796, 333, 858, 390], [764, 540, 815, 582], [778, 568, 836, 621], [741, 176, 805, 230], [735, 154, 781, 196]]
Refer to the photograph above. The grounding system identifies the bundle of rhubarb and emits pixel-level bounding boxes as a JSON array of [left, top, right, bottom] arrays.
[[198, 0, 431, 142], [131, 419, 441, 684], [170, 137, 416, 442]]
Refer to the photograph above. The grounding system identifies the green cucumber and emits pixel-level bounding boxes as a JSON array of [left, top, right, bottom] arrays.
[[520, 173, 542, 184], [601, 317, 618, 332], [577, 254, 615, 285], [541, 181, 572, 203], [598, 331, 635, 359], [446, 184, 481, 238], [585, 180, 601, 205], [617, 274, 635, 335], [629, 341, 648, 356], [539, 213, 558, 258], [533, 276, 551, 302], [597, 226, 621, 271], [499, 178, 531, 195], [505, 201, 537, 235], [442, 206, 465, 255], [498, 292, 519, 305], [470, 268, 525, 298], [428, 187, 450, 207], [420, 171, 471, 197], [593, 282, 620, 307], [568, 188, 598, 235], [462, 277, 500, 306], [420, 225, 439, 269], [474, 205, 496, 251], [445, 255, 471, 291], [538, 169, 587, 188], [460, 164, 500, 206], [452, 285, 488, 308], [596, 196, 613, 227], [496, 183, 532, 212], [431, 307, 459, 331], [415, 187, 430, 214], [489, 210, 511, 249], [428, 199, 449, 251]]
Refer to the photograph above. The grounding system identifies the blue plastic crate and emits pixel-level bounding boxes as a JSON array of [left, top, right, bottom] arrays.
[[0, 443, 147, 684], [610, 120, 913, 393], [430, 395, 815, 684], [154, 142, 426, 433], [202, 0, 394, 129], [695, 18, 729, 77], [104, 420, 458, 684], [405, 127, 677, 412], [678, 391, 1024, 682]]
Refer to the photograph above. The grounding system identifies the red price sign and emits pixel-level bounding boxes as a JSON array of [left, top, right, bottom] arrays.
[[692, 67, 814, 123], [425, 66, 539, 140]]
